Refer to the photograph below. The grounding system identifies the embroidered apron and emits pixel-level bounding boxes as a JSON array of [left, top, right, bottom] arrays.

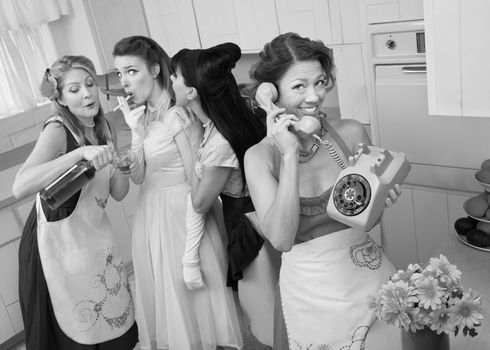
[[280, 228, 395, 350], [36, 160, 134, 344]]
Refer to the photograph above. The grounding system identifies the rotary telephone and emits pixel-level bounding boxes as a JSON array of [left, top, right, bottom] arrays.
[[256, 82, 411, 232]]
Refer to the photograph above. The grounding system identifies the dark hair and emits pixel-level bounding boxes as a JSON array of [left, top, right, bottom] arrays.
[[112, 36, 175, 103], [40, 55, 107, 146], [249, 32, 336, 99], [172, 43, 266, 187]]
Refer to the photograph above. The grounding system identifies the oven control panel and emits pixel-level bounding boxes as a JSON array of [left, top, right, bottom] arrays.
[[370, 20, 425, 64]]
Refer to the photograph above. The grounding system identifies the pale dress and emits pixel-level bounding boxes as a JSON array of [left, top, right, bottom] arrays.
[[131, 106, 243, 350]]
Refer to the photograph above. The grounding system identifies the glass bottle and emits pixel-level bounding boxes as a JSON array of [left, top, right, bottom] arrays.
[[40, 160, 95, 210]]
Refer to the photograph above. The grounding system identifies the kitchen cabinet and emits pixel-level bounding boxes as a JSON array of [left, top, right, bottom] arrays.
[[192, 0, 279, 52], [381, 184, 471, 269], [86, 0, 149, 72], [332, 45, 370, 123], [364, 0, 423, 24], [424, 0, 490, 117], [275, 0, 362, 45], [142, 0, 200, 56]]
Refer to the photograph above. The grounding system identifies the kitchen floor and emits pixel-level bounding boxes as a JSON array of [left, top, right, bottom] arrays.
[[8, 272, 270, 350]]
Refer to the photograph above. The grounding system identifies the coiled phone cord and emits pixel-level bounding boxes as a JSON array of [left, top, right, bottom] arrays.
[[313, 134, 347, 169]]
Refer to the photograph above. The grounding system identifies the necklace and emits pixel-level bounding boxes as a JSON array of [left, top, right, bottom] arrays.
[[148, 90, 170, 114], [298, 117, 326, 163], [79, 119, 95, 128]]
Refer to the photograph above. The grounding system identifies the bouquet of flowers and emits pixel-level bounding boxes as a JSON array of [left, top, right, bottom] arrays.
[[369, 254, 484, 336]]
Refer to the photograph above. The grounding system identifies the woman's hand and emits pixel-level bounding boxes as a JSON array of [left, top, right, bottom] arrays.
[[265, 107, 299, 157], [117, 96, 146, 136], [79, 145, 114, 170], [385, 184, 402, 207]]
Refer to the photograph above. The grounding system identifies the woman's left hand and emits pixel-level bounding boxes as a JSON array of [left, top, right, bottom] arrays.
[[385, 184, 402, 207]]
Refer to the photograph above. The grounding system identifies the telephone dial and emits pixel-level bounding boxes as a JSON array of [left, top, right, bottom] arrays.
[[256, 82, 411, 232]]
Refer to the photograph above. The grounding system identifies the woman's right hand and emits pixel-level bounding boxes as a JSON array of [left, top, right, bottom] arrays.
[[266, 108, 299, 157], [79, 145, 114, 170], [117, 96, 146, 136]]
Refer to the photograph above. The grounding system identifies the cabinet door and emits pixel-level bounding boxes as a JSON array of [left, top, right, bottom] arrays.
[[142, 0, 200, 56], [87, 0, 149, 71], [412, 189, 449, 264], [364, 0, 423, 24], [381, 187, 417, 269], [275, 0, 340, 45], [332, 45, 370, 123], [424, 0, 490, 117], [338, 0, 362, 44], [192, 0, 279, 52]]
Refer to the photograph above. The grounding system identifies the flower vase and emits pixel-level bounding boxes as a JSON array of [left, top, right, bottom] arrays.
[[401, 328, 450, 350]]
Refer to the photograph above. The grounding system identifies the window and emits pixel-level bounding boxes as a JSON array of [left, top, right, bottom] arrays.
[[0, 24, 57, 118]]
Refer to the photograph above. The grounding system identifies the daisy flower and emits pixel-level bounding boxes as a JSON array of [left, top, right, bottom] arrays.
[[429, 254, 462, 287], [449, 290, 484, 329], [429, 305, 453, 334], [415, 277, 445, 310], [391, 263, 421, 283], [379, 280, 418, 307], [382, 299, 412, 331]]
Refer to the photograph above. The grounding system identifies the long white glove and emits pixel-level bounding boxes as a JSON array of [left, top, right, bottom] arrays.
[[183, 192, 206, 290], [116, 96, 147, 182]]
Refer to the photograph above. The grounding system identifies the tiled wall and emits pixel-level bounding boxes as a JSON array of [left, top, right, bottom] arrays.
[[0, 105, 136, 345]]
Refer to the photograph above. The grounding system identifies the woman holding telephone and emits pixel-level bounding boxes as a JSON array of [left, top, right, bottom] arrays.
[[244, 32, 401, 349]]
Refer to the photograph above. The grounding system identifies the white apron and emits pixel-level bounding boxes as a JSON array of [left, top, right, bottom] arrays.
[[36, 162, 135, 344], [280, 228, 395, 350]]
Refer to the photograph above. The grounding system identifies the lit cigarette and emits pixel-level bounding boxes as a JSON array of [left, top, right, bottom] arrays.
[[113, 95, 131, 112]]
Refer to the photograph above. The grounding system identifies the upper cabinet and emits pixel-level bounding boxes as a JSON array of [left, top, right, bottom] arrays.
[[424, 0, 490, 117], [275, 0, 362, 45], [192, 0, 279, 52], [141, 0, 200, 57], [87, 0, 149, 71], [364, 0, 423, 24]]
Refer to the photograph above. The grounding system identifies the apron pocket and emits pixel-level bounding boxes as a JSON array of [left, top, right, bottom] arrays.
[[62, 249, 90, 275]]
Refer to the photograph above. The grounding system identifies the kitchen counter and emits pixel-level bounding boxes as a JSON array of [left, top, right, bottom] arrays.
[[365, 232, 490, 349]]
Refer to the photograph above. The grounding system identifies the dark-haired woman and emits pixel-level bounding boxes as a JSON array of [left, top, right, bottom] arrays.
[[112, 36, 242, 350], [13, 55, 137, 350], [171, 42, 281, 347], [245, 32, 400, 349]]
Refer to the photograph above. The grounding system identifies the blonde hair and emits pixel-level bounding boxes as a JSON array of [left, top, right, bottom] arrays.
[[40, 55, 108, 146]]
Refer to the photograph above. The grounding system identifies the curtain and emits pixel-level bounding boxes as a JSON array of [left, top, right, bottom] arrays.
[[0, 0, 70, 31], [0, 24, 58, 116]]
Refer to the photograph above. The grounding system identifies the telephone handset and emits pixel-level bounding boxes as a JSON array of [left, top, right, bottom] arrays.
[[256, 83, 322, 137], [255, 83, 412, 232], [255, 82, 347, 169]]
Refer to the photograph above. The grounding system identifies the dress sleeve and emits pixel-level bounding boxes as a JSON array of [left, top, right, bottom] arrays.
[[166, 106, 190, 138], [202, 135, 239, 168]]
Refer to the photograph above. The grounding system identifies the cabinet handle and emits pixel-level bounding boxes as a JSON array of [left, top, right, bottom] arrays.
[[401, 65, 426, 74]]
